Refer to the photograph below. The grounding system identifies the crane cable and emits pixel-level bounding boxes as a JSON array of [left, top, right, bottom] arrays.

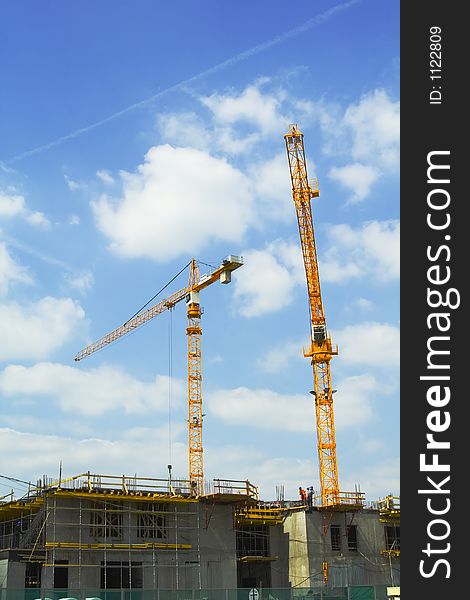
[[168, 307, 174, 466], [125, 260, 192, 325]]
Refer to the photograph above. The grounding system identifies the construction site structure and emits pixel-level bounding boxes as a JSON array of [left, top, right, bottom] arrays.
[[74, 255, 243, 495], [378, 495, 400, 558], [0, 471, 400, 592], [0, 473, 256, 591], [284, 125, 364, 510]]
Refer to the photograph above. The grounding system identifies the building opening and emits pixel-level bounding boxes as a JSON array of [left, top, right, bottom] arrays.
[[100, 561, 143, 589], [53, 560, 69, 589]]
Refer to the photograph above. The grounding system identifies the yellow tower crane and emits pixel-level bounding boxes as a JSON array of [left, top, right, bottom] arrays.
[[284, 124, 363, 510], [74, 255, 243, 495]]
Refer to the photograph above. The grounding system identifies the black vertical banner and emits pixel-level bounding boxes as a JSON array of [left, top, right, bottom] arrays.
[[401, 3, 465, 598]]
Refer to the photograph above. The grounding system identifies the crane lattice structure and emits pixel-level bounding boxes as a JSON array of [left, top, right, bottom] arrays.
[[284, 124, 364, 510], [74, 255, 243, 495]]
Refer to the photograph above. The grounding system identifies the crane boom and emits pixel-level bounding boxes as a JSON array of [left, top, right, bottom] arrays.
[[74, 256, 243, 363], [74, 255, 243, 495], [285, 124, 341, 507], [74, 286, 188, 362]]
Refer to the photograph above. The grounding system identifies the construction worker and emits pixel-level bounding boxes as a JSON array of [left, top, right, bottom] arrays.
[[299, 486, 307, 504], [307, 487, 314, 509]]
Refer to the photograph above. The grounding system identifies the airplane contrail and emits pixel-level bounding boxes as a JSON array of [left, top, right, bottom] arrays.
[[6, 0, 359, 163], [1, 231, 76, 272]]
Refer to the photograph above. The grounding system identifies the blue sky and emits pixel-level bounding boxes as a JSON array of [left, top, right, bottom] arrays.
[[0, 0, 399, 502]]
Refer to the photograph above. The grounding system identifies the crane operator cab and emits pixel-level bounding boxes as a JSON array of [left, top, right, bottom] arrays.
[[313, 325, 327, 342]]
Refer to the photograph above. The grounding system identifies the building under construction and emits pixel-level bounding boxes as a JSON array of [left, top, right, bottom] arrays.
[[0, 473, 399, 594]]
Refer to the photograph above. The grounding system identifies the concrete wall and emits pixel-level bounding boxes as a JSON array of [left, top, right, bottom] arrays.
[[283, 509, 400, 588], [282, 510, 310, 587], [199, 502, 237, 589], [269, 522, 290, 588], [0, 560, 7, 589], [0, 559, 26, 589]]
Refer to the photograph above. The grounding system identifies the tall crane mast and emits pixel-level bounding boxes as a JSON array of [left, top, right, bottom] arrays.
[[285, 124, 361, 509], [74, 255, 243, 495]]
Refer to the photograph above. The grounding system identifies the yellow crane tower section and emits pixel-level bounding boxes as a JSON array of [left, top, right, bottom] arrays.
[[74, 255, 243, 495], [284, 125, 363, 509]]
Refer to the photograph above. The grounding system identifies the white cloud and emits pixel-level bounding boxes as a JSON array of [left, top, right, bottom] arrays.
[[213, 128, 261, 155], [233, 240, 304, 317], [92, 145, 254, 261], [233, 249, 292, 317], [274, 239, 305, 281], [334, 321, 400, 368], [257, 322, 399, 374], [0, 297, 85, 361], [0, 427, 188, 490], [249, 153, 293, 221], [64, 174, 82, 192], [0, 362, 184, 416], [355, 298, 374, 311], [26, 211, 50, 228], [0, 192, 25, 218], [321, 89, 399, 201], [0, 191, 50, 228], [257, 339, 304, 374], [0, 424, 398, 502], [343, 457, 400, 500], [207, 375, 379, 433], [0, 242, 33, 294], [361, 438, 386, 454], [156, 78, 319, 159], [328, 163, 380, 204], [206, 449, 316, 500], [157, 110, 258, 156], [157, 112, 212, 151], [158, 83, 289, 156], [343, 89, 400, 170], [207, 354, 223, 365], [207, 386, 311, 432], [244, 456, 317, 501], [332, 374, 379, 430], [69, 214, 80, 225], [96, 169, 115, 185], [100, 84, 398, 265], [64, 269, 94, 293], [206, 438, 398, 501], [203, 442, 265, 480], [202, 82, 287, 136], [0, 414, 46, 431], [321, 220, 400, 283]]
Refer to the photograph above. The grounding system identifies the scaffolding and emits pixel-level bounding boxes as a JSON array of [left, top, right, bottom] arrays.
[[235, 503, 286, 526], [0, 472, 257, 591], [378, 495, 400, 523], [378, 496, 400, 559]]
